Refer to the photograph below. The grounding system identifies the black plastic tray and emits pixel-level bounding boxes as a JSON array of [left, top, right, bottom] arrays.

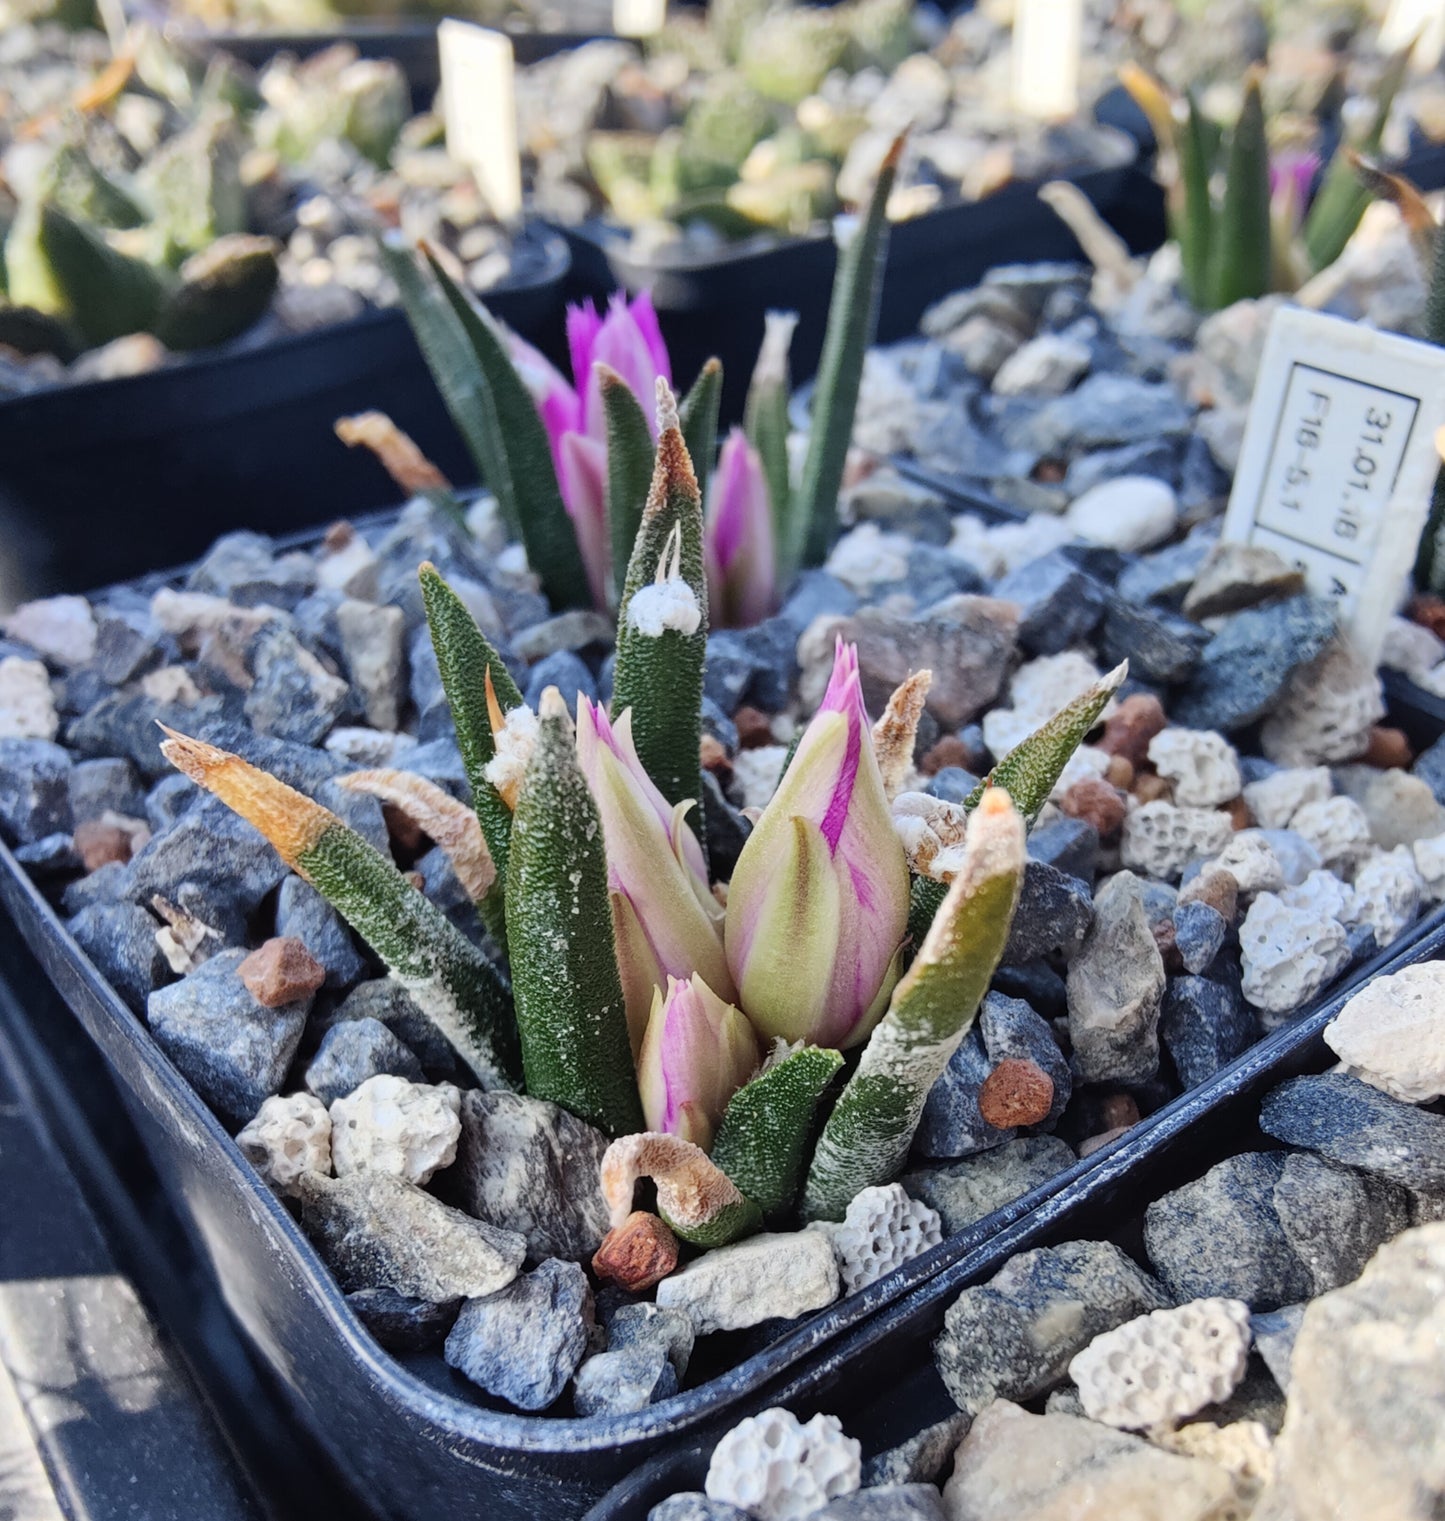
[[1, 508, 1435, 1517], [0, 226, 568, 603], [584, 904, 1445, 1519], [558, 163, 1166, 422]]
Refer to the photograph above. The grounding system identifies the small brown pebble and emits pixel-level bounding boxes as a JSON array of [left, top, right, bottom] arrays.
[[1152, 916, 1181, 971], [1098, 693, 1167, 769], [1408, 593, 1445, 641], [1105, 755, 1134, 790], [1222, 795, 1252, 831], [238, 937, 326, 1007], [699, 734, 731, 773], [592, 1210, 679, 1292], [734, 705, 774, 749], [920, 734, 971, 777], [382, 801, 427, 854], [1060, 777, 1127, 839], [1178, 864, 1239, 921], [404, 870, 427, 892], [978, 1058, 1055, 1129], [1100, 1092, 1141, 1131], [73, 819, 136, 871], [1133, 772, 1172, 804], [1361, 726, 1412, 770], [1032, 458, 1066, 484], [1079, 1124, 1132, 1158], [323, 520, 356, 552]]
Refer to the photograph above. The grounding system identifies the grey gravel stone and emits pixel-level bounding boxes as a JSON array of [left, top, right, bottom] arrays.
[[444, 1258, 592, 1410], [1096, 597, 1208, 685], [1170, 596, 1337, 732], [1250, 1302, 1306, 1393], [777, 569, 860, 637], [0, 738, 72, 843], [243, 625, 348, 744], [607, 1303, 695, 1379], [147, 948, 309, 1126], [979, 992, 1071, 1127], [1411, 733, 1445, 806], [1025, 817, 1098, 884], [1000, 373, 1192, 455], [68, 757, 145, 823], [1159, 974, 1256, 1089], [861, 1413, 971, 1487], [145, 773, 197, 833], [914, 1027, 999, 1158], [305, 1017, 424, 1105], [926, 766, 983, 805], [454, 1090, 612, 1263], [276, 875, 367, 990], [1172, 900, 1229, 974], [816, 1484, 945, 1520], [68, 692, 227, 781], [335, 599, 406, 732], [326, 978, 457, 1076], [1002, 860, 1093, 965], [902, 1136, 1076, 1235], [648, 1496, 751, 1521], [1259, 1072, 1445, 1192], [129, 794, 288, 922], [992, 552, 1106, 656], [347, 1287, 461, 1351], [15, 832, 81, 875], [1066, 870, 1165, 1085], [934, 1240, 1168, 1413], [69, 902, 170, 1014], [1272, 1153, 1411, 1296], [296, 1168, 525, 1299], [572, 1345, 678, 1416], [90, 606, 172, 684], [524, 649, 596, 716]]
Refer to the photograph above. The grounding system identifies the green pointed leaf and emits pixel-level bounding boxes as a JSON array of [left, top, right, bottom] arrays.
[[505, 692, 642, 1137], [423, 247, 593, 611], [1415, 225, 1445, 592], [601, 370, 657, 608], [1177, 90, 1215, 308], [711, 1044, 844, 1221], [1205, 77, 1271, 309], [907, 873, 948, 956], [680, 358, 723, 510], [419, 563, 524, 940], [791, 135, 901, 573], [611, 406, 709, 811], [744, 312, 797, 546], [802, 792, 1025, 1221], [963, 661, 1127, 823]]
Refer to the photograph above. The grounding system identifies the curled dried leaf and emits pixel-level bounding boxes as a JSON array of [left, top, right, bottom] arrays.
[[339, 768, 495, 902], [600, 1132, 749, 1231], [872, 670, 932, 802], [335, 411, 451, 497]]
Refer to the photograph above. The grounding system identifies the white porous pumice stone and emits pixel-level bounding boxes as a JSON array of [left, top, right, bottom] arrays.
[[1289, 796, 1373, 876], [705, 1408, 862, 1521], [1120, 801, 1234, 882], [1147, 729, 1241, 808], [329, 1075, 462, 1185], [1412, 832, 1445, 902], [1242, 766, 1332, 830], [1206, 831, 1285, 896], [1238, 894, 1350, 1016], [1069, 1298, 1252, 1431], [1325, 962, 1445, 1104], [237, 1092, 332, 1195], [1260, 641, 1385, 766], [809, 1183, 943, 1295]]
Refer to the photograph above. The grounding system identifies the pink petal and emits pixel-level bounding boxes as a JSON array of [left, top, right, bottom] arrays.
[[628, 290, 671, 392], [566, 301, 604, 397], [557, 431, 611, 610]]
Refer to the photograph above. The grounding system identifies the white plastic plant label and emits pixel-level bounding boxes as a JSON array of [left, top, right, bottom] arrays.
[[438, 20, 522, 223], [1010, 0, 1083, 120], [1221, 305, 1445, 666], [614, 0, 666, 38], [1381, 0, 1445, 71]]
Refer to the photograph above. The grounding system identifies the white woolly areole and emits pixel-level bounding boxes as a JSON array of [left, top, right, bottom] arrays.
[[655, 376, 679, 435], [482, 704, 540, 801], [706, 1408, 861, 1520], [627, 578, 702, 637]]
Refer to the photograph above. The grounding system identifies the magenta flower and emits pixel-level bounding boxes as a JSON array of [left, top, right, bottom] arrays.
[[704, 427, 777, 628], [1269, 150, 1320, 233], [636, 974, 759, 1151], [509, 292, 672, 610], [576, 697, 734, 1055], [724, 638, 911, 1049]]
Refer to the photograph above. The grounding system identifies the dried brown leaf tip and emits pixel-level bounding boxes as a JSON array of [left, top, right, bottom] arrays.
[[873, 669, 932, 802], [335, 411, 451, 496], [340, 768, 495, 902], [157, 727, 332, 867]]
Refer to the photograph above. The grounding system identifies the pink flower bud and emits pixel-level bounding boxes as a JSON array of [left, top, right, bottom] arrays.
[[704, 428, 777, 628]]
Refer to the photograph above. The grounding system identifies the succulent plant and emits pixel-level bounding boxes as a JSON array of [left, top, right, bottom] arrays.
[[1122, 48, 1410, 311], [161, 378, 1122, 1250]]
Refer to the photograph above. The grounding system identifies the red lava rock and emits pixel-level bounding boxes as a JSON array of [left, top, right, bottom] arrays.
[[1178, 864, 1240, 922], [323, 520, 356, 552], [1133, 772, 1172, 805], [1098, 694, 1168, 769], [920, 734, 972, 777], [1079, 1124, 1132, 1158], [699, 734, 732, 773], [73, 819, 136, 871], [1032, 459, 1067, 484], [592, 1211, 679, 1292], [238, 937, 327, 1007], [978, 1058, 1055, 1129], [1100, 1092, 1141, 1131], [1152, 916, 1182, 971], [1408, 593, 1445, 641], [1222, 795, 1253, 831], [1361, 726, 1413, 770], [1060, 777, 1127, 840], [404, 870, 427, 892], [734, 706, 775, 750], [1105, 755, 1135, 791]]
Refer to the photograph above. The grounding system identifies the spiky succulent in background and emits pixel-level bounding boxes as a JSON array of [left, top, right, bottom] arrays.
[[161, 374, 1123, 1250], [1120, 48, 1410, 311], [389, 133, 903, 621]]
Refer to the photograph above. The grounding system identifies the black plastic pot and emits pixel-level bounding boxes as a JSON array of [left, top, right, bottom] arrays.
[[0, 226, 568, 604], [583, 904, 1445, 1520], [558, 163, 1166, 423]]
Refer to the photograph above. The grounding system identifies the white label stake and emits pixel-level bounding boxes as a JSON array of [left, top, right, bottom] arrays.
[[614, 0, 666, 38], [1221, 306, 1445, 666], [1011, 0, 1083, 120], [438, 20, 522, 224]]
